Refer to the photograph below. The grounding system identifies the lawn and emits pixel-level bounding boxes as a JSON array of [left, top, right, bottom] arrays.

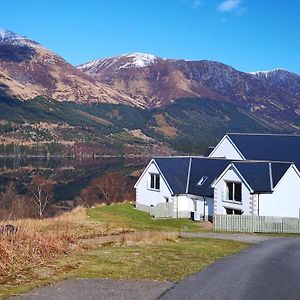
[[88, 203, 209, 232], [0, 238, 249, 299]]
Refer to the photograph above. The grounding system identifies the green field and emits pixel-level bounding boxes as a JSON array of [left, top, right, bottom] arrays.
[[88, 203, 208, 232]]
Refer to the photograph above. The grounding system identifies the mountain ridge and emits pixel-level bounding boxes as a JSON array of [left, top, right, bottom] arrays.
[[78, 52, 300, 129], [0, 29, 300, 141], [0, 29, 141, 106]]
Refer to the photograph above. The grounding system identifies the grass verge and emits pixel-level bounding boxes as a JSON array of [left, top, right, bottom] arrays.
[[0, 237, 249, 299]]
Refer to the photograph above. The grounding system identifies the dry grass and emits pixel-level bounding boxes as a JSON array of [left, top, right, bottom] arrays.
[[0, 226, 76, 277], [0, 207, 131, 280]]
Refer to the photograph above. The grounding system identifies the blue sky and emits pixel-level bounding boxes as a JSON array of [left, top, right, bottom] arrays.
[[1, 0, 300, 73]]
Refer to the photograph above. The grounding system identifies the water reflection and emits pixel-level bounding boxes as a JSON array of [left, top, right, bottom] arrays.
[[0, 157, 147, 201]]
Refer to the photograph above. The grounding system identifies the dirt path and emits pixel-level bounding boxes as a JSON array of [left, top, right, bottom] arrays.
[[180, 232, 277, 244]]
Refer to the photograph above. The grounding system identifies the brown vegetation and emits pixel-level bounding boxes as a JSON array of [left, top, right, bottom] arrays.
[[0, 207, 129, 279], [76, 171, 134, 207]]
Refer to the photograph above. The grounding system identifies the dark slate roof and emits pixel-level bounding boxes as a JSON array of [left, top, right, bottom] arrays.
[[154, 157, 230, 197], [228, 133, 300, 168], [203, 147, 215, 157], [187, 158, 230, 197], [232, 161, 291, 193], [154, 157, 190, 194]]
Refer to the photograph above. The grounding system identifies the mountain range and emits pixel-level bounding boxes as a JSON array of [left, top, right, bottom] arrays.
[[0, 29, 300, 155]]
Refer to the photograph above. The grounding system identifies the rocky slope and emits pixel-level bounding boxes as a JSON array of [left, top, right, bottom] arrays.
[[78, 53, 300, 124], [0, 29, 139, 106]]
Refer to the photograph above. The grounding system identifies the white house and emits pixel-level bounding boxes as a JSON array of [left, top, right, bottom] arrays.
[[212, 161, 300, 217], [134, 157, 230, 220], [135, 133, 300, 219], [208, 133, 300, 168]]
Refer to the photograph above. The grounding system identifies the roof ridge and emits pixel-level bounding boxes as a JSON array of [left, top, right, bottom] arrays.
[[269, 162, 274, 190], [233, 160, 294, 164], [227, 132, 300, 137], [185, 157, 192, 194]]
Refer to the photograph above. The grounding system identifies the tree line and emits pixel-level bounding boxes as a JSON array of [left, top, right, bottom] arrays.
[[0, 171, 134, 220]]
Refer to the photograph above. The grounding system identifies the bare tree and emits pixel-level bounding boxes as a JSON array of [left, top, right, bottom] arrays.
[[91, 172, 128, 204], [29, 176, 54, 218]]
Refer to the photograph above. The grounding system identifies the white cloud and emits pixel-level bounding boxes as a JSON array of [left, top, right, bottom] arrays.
[[218, 0, 241, 12]]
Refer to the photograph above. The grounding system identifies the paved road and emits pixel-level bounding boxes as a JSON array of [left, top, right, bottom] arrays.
[[159, 237, 300, 300], [10, 279, 172, 300]]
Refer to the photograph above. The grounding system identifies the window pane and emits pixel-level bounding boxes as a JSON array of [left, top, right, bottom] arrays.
[[150, 174, 155, 189], [234, 209, 242, 215], [155, 175, 160, 190], [226, 182, 234, 200], [234, 183, 242, 202]]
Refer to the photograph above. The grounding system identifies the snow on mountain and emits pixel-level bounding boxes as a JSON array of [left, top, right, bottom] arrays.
[[0, 28, 37, 47], [78, 52, 158, 73], [248, 68, 287, 78], [119, 53, 157, 68]]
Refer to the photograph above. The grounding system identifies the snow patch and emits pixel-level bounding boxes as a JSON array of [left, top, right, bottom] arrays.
[[119, 53, 157, 69], [248, 68, 287, 78], [0, 28, 37, 47]]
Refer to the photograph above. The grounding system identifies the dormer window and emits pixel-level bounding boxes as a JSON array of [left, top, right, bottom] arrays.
[[197, 176, 208, 186], [149, 173, 160, 191]]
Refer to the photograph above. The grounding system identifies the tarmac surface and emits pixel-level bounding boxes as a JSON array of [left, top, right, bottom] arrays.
[[159, 237, 300, 300]]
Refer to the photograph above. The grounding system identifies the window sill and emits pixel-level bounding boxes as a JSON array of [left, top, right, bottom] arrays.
[[147, 188, 160, 192], [222, 200, 242, 205]]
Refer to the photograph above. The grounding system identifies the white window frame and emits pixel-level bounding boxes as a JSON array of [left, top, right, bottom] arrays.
[[225, 181, 242, 203], [148, 173, 160, 191]]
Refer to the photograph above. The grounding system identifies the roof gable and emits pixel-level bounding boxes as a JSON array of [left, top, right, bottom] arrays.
[[232, 161, 291, 193]]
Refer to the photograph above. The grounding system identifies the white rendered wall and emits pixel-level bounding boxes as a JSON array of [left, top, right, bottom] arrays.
[[213, 167, 252, 215], [135, 162, 172, 207], [259, 166, 300, 217], [176, 195, 214, 217], [209, 136, 244, 160]]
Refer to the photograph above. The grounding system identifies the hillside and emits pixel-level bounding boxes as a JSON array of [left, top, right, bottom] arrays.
[[0, 95, 291, 156], [0, 30, 299, 155], [0, 29, 139, 106], [79, 53, 300, 128]]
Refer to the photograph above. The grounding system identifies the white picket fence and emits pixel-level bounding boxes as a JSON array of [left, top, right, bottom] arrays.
[[214, 214, 300, 233]]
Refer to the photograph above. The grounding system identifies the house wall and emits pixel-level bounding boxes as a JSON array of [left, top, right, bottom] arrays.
[[135, 162, 172, 208], [209, 136, 244, 160], [175, 195, 214, 218], [214, 167, 253, 215], [259, 166, 300, 217]]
